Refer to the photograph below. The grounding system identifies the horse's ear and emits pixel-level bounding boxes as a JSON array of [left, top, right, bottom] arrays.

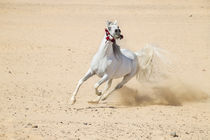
[[113, 20, 118, 25], [106, 20, 112, 27]]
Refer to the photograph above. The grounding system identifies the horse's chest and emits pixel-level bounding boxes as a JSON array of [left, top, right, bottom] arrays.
[[91, 56, 113, 76]]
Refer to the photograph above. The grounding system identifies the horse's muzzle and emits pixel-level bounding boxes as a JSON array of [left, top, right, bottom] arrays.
[[120, 35, 123, 40]]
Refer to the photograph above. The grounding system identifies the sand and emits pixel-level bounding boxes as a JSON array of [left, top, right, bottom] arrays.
[[0, 0, 210, 139]]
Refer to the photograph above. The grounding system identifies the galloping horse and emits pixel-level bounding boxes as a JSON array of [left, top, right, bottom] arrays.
[[70, 20, 163, 105]]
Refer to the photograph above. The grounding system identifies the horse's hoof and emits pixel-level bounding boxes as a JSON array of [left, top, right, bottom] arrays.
[[88, 100, 99, 104], [101, 95, 108, 101], [101, 98, 106, 101], [96, 90, 102, 96], [70, 98, 76, 105]]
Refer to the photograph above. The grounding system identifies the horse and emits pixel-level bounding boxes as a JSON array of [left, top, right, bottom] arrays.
[[70, 20, 164, 105]]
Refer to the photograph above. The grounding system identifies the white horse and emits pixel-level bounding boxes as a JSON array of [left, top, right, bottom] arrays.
[[70, 20, 163, 105]]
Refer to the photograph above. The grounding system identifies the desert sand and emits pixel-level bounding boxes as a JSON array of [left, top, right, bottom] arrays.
[[0, 0, 210, 139]]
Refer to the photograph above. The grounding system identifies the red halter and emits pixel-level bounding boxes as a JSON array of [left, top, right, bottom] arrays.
[[105, 28, 124, 43], [105, 28, 115, 43]]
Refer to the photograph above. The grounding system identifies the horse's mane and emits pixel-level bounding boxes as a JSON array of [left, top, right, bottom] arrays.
[[112, 43, 122, 59]]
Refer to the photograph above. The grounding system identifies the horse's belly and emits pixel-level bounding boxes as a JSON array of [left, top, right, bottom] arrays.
[[110, 59, 132, 79]]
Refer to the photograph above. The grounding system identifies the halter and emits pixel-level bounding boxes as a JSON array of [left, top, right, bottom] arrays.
[[105, 28, 123, 43]]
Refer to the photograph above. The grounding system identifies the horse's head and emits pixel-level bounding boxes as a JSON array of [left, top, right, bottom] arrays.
[[106, 20, 123, 40]]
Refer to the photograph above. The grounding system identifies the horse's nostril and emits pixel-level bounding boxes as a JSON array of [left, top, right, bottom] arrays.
[[115, 29, 121, 33]]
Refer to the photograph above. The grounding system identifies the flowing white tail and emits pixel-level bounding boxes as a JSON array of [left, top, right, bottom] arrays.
[[135, 44, 167, 82]]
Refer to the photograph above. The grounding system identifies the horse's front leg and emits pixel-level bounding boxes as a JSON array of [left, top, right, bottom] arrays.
[[102, 79, 112, 94], [70, 69, 94, 105], [88, 74, 109, 104], [94, 74, 109, 96]]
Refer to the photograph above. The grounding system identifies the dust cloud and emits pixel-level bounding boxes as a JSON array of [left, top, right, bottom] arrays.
[[113, 81, 208, 106]]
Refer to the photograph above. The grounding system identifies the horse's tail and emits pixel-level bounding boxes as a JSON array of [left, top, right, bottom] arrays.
[[135, 44, 168, 82]]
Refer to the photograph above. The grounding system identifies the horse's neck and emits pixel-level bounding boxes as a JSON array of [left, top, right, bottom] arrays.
[[97, 35, 114, 57]]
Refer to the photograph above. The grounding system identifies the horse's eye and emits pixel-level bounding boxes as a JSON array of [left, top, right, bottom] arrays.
[[119, 29, 121, 33], [115, 29, 118, 32]]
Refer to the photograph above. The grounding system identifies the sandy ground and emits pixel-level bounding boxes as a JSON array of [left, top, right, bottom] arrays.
[[0, 0, 210, 139]]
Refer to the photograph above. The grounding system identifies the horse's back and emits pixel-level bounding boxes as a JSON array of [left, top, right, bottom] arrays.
[[120, 49, 137, 60]]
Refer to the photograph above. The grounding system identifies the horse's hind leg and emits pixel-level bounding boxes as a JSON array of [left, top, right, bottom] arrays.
[[101, 74, 134, 101], [70, 69, 94, 105]]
